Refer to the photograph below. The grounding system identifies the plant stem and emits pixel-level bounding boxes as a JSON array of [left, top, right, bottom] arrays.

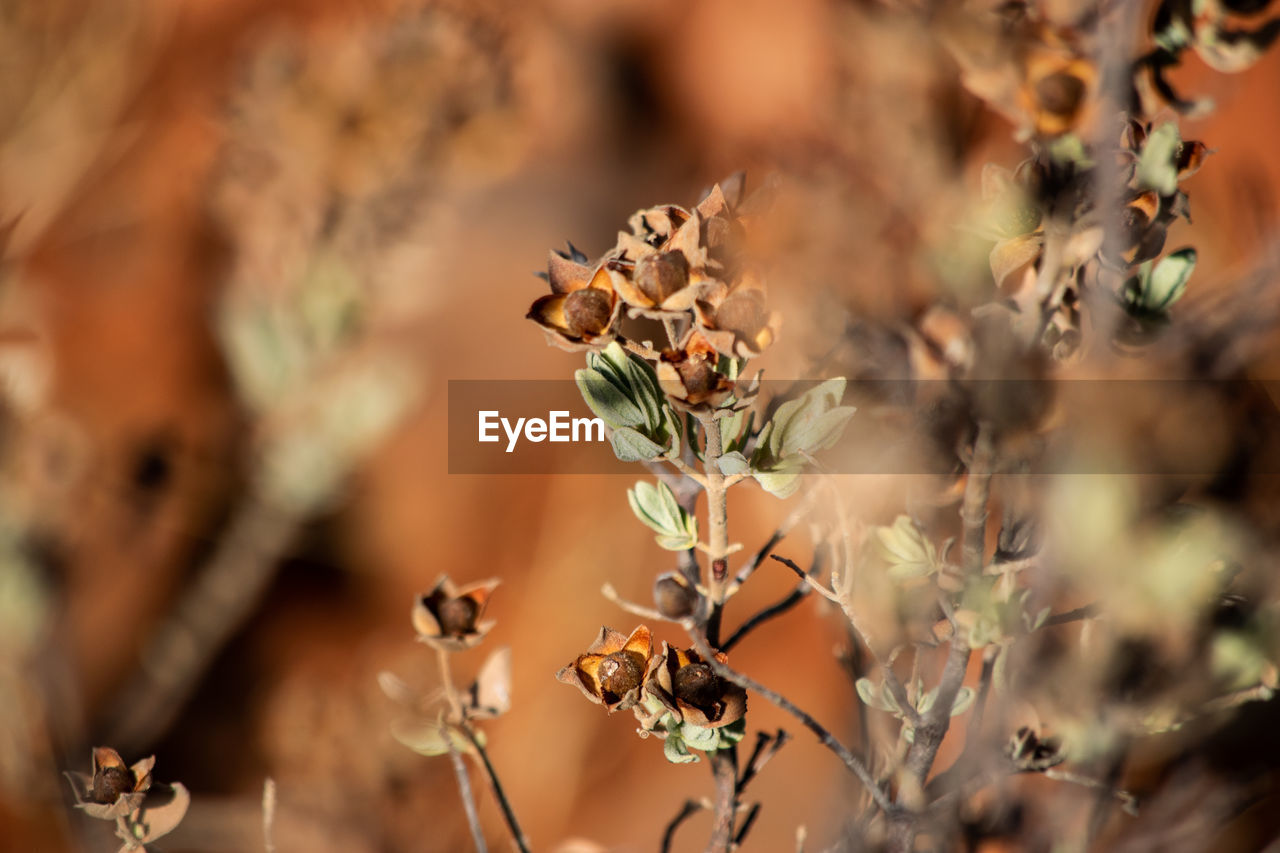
[[698, 411, 730, 646], [436, 648, 531, 853], [707, 747, 739, 853], [689, 633, 894, 815], [462, 728, 532, 853], [434, 648, 487, 851], [446, 730, 488, 853], [436, 647, 463, 720], [660, 800, 704, 853], [889, 422, 995, 851]]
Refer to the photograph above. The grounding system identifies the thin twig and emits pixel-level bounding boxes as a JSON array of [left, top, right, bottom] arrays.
[[890, 422, 995, 851], [1044, 604, 1100, 627], [768, 554, 841, 604], [660, 799, 705, 853], [723, 585, 809, 652], [734, 802, 762, 847], [689, 633, 895, 815], [446, 728, 488, 853], [462, 727, 532, 853], [600, 582, 673, 623], [737, 729, 792, 791]]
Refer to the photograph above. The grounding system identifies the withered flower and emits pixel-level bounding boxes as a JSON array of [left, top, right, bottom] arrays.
[[556, 625, 653, 712], [645, 642, 746, 729], [608, 183, 750, 318], [609, 213, 710, 317], [655, 332, 734, 408], [527, 245, 621, 351], [413, 575, 500, 651], [1019, 46, 1097, 138], [64, 748, 154, 820], [693, 270, 780, 358]]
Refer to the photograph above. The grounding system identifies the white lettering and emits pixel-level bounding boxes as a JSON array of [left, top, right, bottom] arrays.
[[478, 410, 500, 443], [502, 417, 525, 453], [573, 417, 605, 442], [525, 418, 548, 442], [549, 410, 570, 442]]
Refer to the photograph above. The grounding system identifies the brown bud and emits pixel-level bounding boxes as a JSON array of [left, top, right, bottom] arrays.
[[436, 597, 480, 637], [677, 356, 719, 399], [1034, 72, 1085, 118], [653, 572, 697, 619], [597, 650, 647, 698], [672, 663, 721, 710], [92, 766, 135, 805], [564, 288, 612, 337], [715, 290, 768, 341], [634, 250, 690, 305]]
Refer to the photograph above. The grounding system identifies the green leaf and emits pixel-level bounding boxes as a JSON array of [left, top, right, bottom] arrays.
[[855, 677, 879, 707], [717, 451, 750, 477], [663, 735, 700, 764], [1136, 122, 1182, 196], [575, 368, 645, 429], [783, 405, 857, 457], [391, 718, 473, 757], [628, 481, 698, 550], [753, 469, 802, 499], [1144, 247, 1196, 312], [681, 724, 721, 752], [874, 516, 940, 580], [611, 427, 665, 462]]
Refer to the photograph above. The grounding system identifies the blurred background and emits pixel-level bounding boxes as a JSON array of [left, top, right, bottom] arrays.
[[1, 0, 1280, 850]]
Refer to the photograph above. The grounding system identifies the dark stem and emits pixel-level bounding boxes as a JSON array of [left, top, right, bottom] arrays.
[[1044, 604, 1100, 627], [462, 727, 531, 853], [660, 800, 703, 853], [723, 550, 824, 652], [689, 633, 894, 815], [722, 586, 808, 653]]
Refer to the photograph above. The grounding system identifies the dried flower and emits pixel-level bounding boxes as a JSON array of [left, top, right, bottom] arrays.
[[645, 643, 746, 729], [556, 625, 653, 712], [693, 270, 779, 358], [655, 332, 734, 407], [527, 245, 621, 351], [412, 575, 500, 651], [1019, 47, 1096, 137], [64, 748, 154, 820]]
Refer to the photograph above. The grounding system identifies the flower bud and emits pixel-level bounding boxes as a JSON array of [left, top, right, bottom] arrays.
[[653, 572, 697, 619]]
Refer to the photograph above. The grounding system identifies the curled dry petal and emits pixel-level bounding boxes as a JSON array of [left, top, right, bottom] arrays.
[[528, 253, 621, 351], [556, 625, 654, 712], [646, 643, 746, 729], [64, 748, 156, 820]]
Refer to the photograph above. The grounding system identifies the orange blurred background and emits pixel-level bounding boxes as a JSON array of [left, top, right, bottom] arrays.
[[2, 0, 1279, 850]]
